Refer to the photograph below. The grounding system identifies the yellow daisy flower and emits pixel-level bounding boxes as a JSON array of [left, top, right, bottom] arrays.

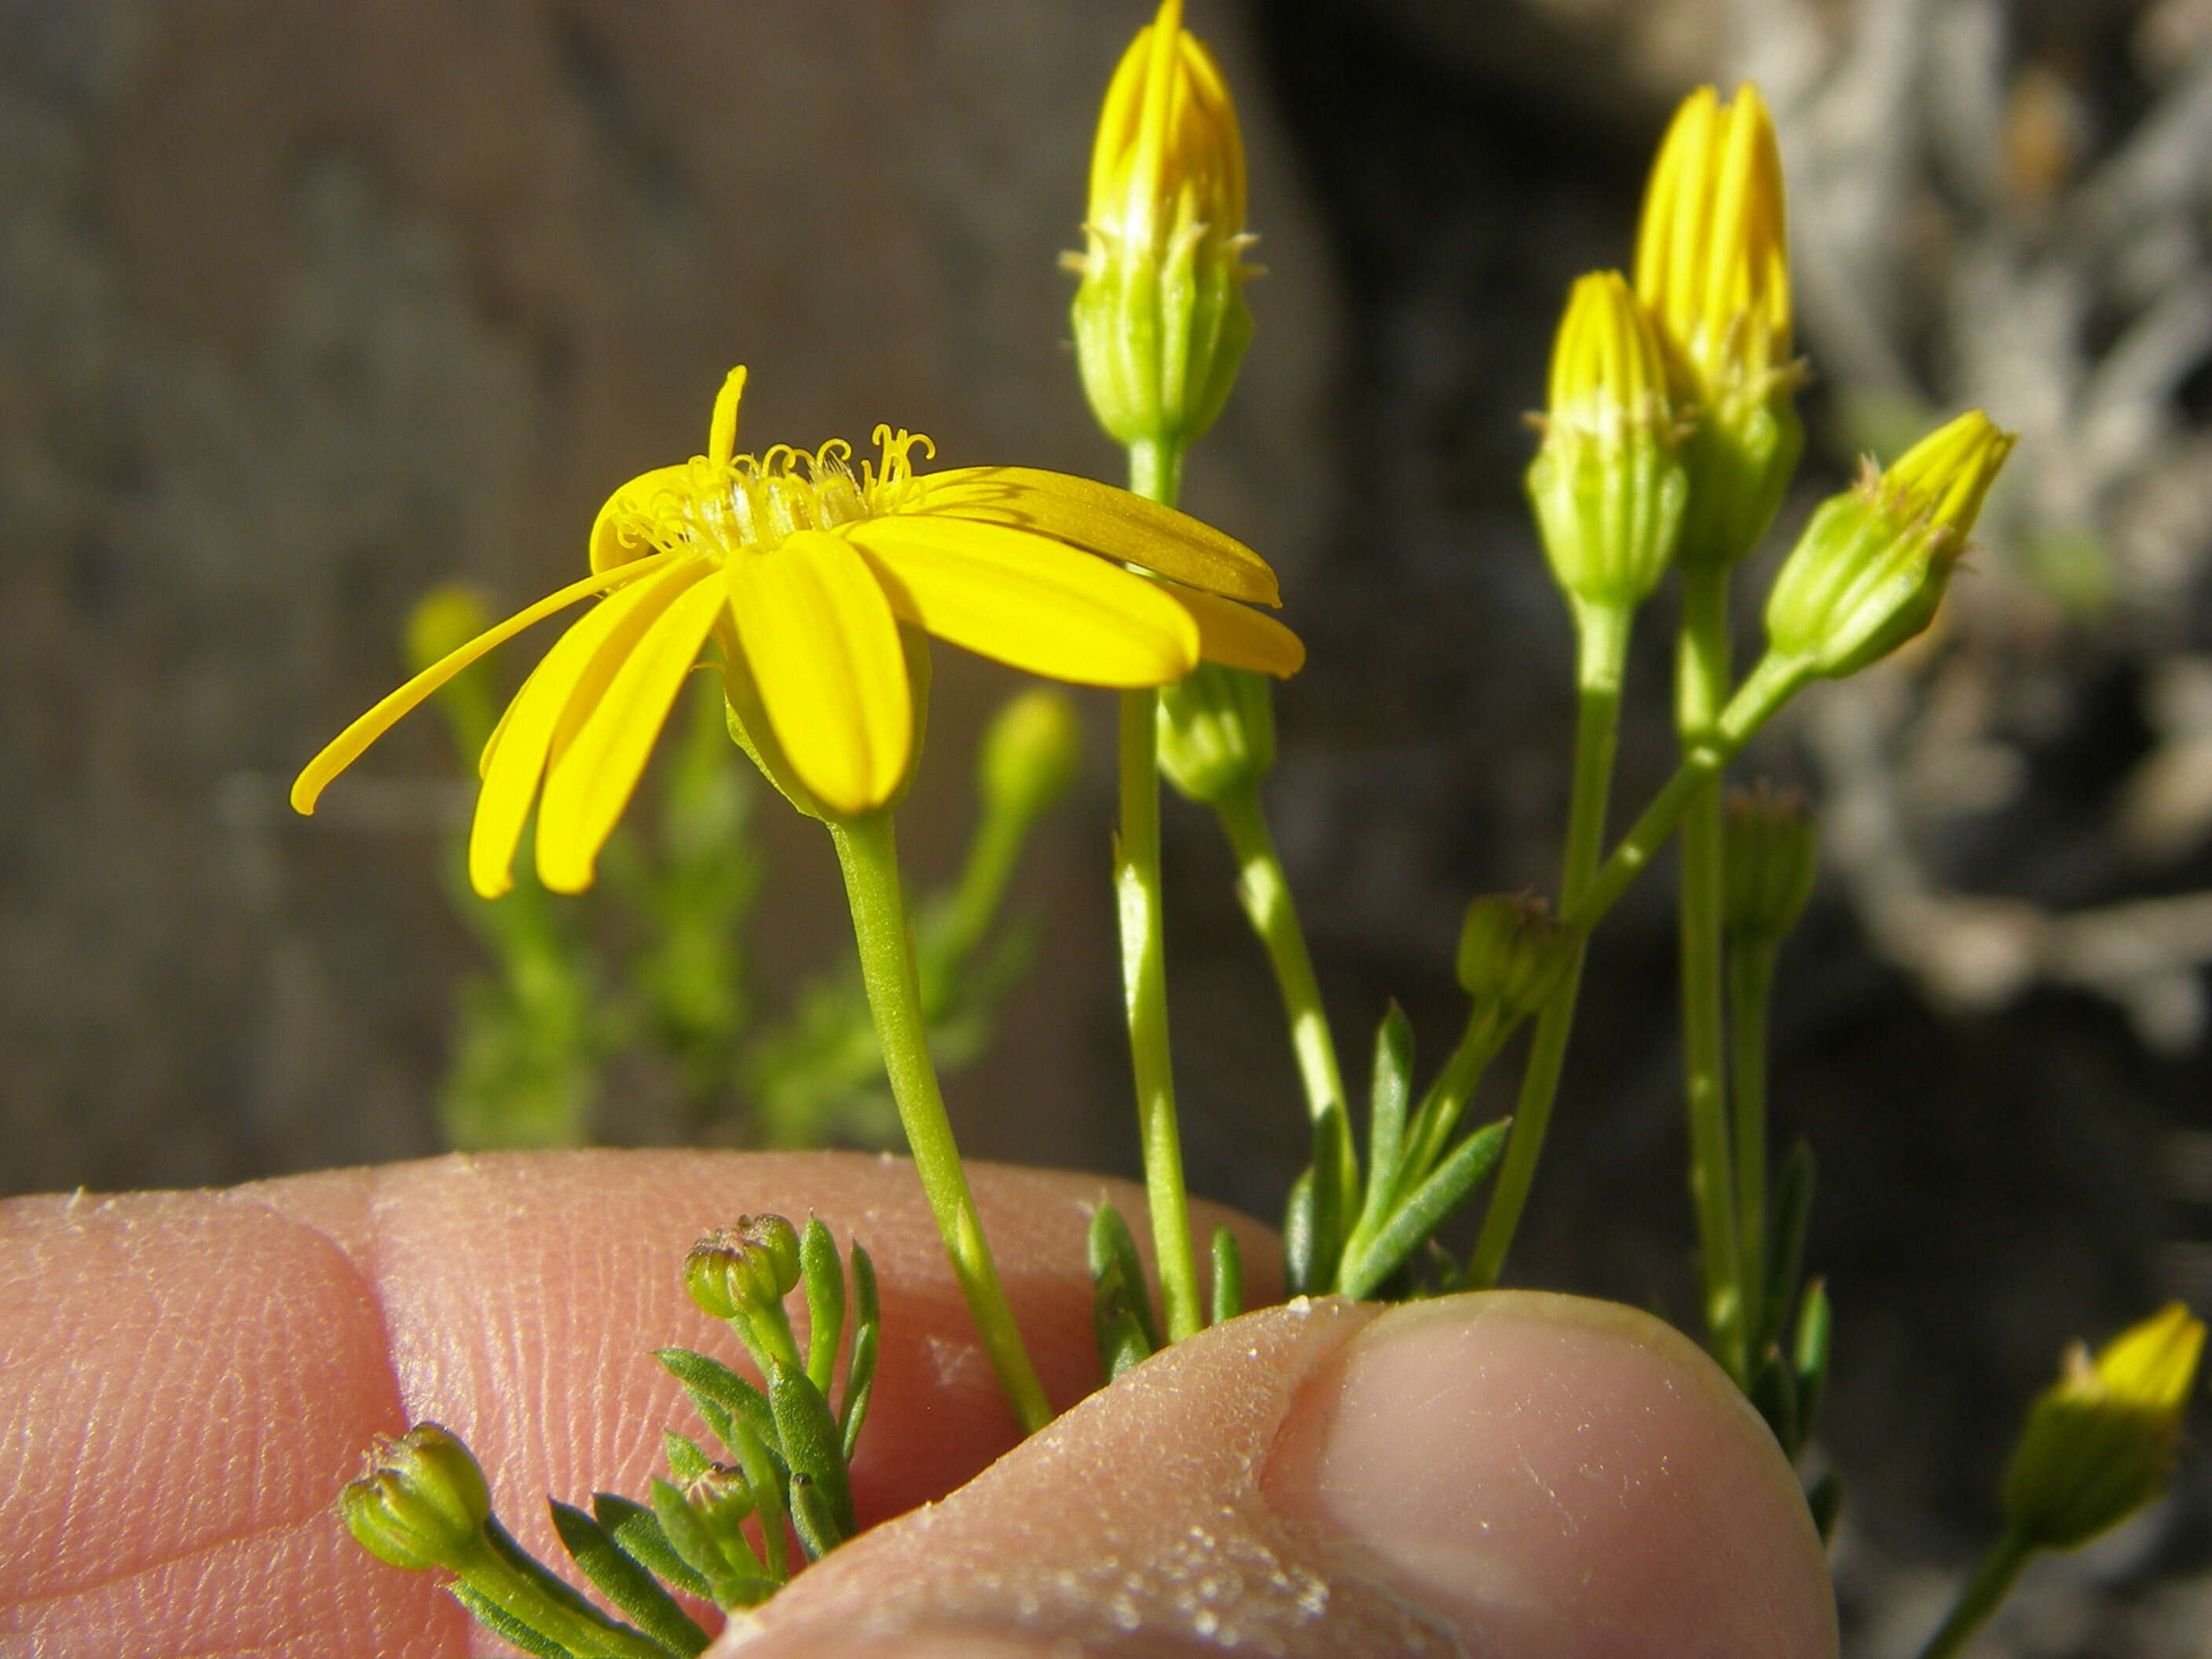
[[291, 368, 1302, 896]]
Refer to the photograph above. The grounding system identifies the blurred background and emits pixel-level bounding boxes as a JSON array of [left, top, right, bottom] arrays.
[[3, 0, 2210, 1650]]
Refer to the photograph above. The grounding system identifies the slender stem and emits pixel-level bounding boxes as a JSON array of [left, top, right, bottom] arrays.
[[1677, 564, 1743, 1377], [1729, 936, 1779, 1349], [1467, 603, 1631, 1287], [1215, 783, 1346, 1125], [1129, 437, 1185, 506], [944, 790, 1031, 961], [1398, 1006, 1510, 1199], [455, 1537, 669, 1659], [1118, 687, 1203, 1342], [1916, 1532, 2038, 1659], [828, 811, 1051, 1433]]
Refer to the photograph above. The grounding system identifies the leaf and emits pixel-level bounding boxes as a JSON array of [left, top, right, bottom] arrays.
[[449, 1584, 576, 1659], [1762, 1141, 1815, 1353], [799, 1216, 846, 1396], [1087, 1202, 1159, 1351], [1793, 1277, 1832, 1449], [650, 1478, 775, 1610], [1210, 1225, 1244, 1325], [551, 1500, 711, 1656], [661, 1433, 714, 1491], [789, 1472, 844, 1563], [657, 1348, 779, 1466], [1282, 1168, 1319, 1299], [1361, 1003, 1417, 1225], [595, 1493, 711, 1602], [1337, 1117, 1511, 1301], [768, 1361, 854, 1540], [1748, 1346, 1800, 1458], [840, 1242, 881, 1460]]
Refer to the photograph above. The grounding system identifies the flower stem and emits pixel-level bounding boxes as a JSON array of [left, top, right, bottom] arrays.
[[1916, 1532, 2037, 1659], [828, 810, 1051, 1433], [454, 1533, 670, 1659], [1677, 565, 1744, 1378], [1728, 934, 1780, 1348], [1214, 782, 1347, 1126], [1467, 602, 1631, 1287], [1118, 687, 1203, 1342]]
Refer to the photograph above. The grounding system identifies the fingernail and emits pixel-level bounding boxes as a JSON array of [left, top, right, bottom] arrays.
[[1262, 1291, 1837, 1658]]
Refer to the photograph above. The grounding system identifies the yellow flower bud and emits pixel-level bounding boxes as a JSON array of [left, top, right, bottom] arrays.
[[1722, 783, 1818, 944], [1456, 895, 1579, 1021], [339, 1423, 493, 1573], [1159, 662, 1274, 806], [1526, 271, 1688, 613], [2003, 1302, 2204, 1551], [1633, 84, 1802, 568], [1763, 410, 2016, 679], [1068, 0, 1256, 455]]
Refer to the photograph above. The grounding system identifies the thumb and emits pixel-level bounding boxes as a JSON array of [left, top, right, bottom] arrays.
[[716, 1291, 1838, 1658]]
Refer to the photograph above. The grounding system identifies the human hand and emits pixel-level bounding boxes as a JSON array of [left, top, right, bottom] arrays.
[[0, 1151, 1835, 1656]]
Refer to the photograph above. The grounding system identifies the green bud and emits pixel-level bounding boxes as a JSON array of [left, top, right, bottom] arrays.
[[1068, 1, 1256, 452], [684, 1215, 804, 1322], [1763, 411, 2016, 679], [339, 1423, 493, 1572], [980, 688, 1083, 827], [2004, 1303, 2205, 1551], [1158, 662, 1274, 806], [1456, 895, 1579, 1020], [1525, 271, 1688, 613], [1722, 783, 1818, 943]]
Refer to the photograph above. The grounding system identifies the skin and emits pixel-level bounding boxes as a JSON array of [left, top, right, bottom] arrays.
[[0, 1151, 1837, 1657]]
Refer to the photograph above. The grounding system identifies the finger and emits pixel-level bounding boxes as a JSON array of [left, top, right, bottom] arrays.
[[722, 1291, 1838, 1658], [0, 1150, 1273, 1658]]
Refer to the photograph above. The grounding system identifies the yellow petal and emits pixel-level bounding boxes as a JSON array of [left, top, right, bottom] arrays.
[[470, 556, 713, 897], [535, 573, 728, 893], [897, 466, 1279, 606], [590, 464, 701, 573], [290, 551, 680, 815], [725, 530, 913, 818], [1159, 577, 1305, 677], [844, 515, 1199, 687]]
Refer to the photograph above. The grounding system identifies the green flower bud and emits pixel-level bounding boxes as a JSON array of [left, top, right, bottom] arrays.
[[1526, 271, 1688, 613], [685, 1215, 804, 1322], [1456, 895, 1579, 1020], [980, 688, 1083, 827], [1722, 783, 1818, 943], [1158, 662, 1274, 806], [339, 1423, 493, 1572], [2003, 1303, 2205, 1551], [1763, 411, 2016, 679], [404, 585, 497, 678], [1067, 0, 1256, 453]]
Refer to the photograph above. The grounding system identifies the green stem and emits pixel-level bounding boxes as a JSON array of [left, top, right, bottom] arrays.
[[1677, 565, 1743, 1377], [454, 1537, 669, 1659], [943, 790, 1031, 963], [1397, 1005, 1510, 1199], [1118, 687, 1203, 1342], [1129, 437, 1185, 506], [1728, 936, 1779, 1349], [1215, 783, 1347, 1126], [828, 811, 1051, 1433], [1916, 1532, 2038, 1659], [1467, 602, 1631, 1287]]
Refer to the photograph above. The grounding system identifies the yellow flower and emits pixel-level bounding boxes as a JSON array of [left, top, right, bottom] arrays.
[[293, 367, 1301, 895], [1068, 0, 1255, 453], [2004, 1302, 2205, 1550]]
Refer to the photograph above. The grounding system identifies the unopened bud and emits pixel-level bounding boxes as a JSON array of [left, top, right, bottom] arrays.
[[1723, 784, 1818, 943], [980, 688, 1084, 827], [403, 584, 496, 679], [1527, 272, 1687, 614], [2003, 1302, 2205, 1551], [1763, 410, 2015, 679], [1159, 663, 1275, 806], [1068, 0, 1256, 452], [1456, 895, 1579, 1020], [339, 1423, 493, 1572], [684, 1215, 804, 1322]]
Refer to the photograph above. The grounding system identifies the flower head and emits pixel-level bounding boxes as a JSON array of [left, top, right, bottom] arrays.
[[1527, 270, 1688, 613], [1068, 0, 1256, 453], [339, 1423, 493, 1573], [1456, 894, 1579, 1022], [1763, 409, 2016, 679], [293, 368, 1301, 893], [2004, 1302, 2205, 1551], [1633, 84, 1801, 568]]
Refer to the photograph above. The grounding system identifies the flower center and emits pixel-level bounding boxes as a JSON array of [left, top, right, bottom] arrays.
[[614, 426, 938, 559]]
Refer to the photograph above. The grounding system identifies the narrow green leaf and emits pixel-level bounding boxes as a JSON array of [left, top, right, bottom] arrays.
[[1304, 1104, 1353, 1296], [595, 1493, 711, 1603], [1793, 1277, 1832, 1447], [789, 1472, 844, 1562], [799, 1216, 846, 1397], [449, 1584, 575, 1659], [482, 1515, 624, 1631], [661, 1433, 712, 1490], [657, 1348, 779, 1463], [722, 1415, 789, 1583], [1763, 1142, 1815, 1351], [650, 1478, 774, 1610], [839, 1323, 877, 1463], [1358, 1003, 1417, 1233], [551, 1500, 710, 1657], [1338, 1117, 1511, 1300], [768, 1361, 853, 1538], [1282, 1167, 1319, 1299], [1210, 1225, 1244, 1325], [1087, 1202, 1159, 1351], [1807, 1470, 1842, 1544], [1748, 1346, 1799, 1459]]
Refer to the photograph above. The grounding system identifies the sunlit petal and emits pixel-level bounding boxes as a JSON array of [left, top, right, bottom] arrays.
[[725, 530, 913, 818], [535, 574, 729, 893], [290, 551, 679, 815], [1158, 577, 1305, 677], [469, 556, 712, 896], [845, 515, 1199, 687], [897, 465, 1278, 605], [590, 464, 702, 573]]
